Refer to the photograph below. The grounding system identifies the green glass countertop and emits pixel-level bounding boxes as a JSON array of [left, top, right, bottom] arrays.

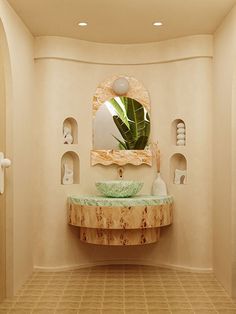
[[68, 195, 173, 207]]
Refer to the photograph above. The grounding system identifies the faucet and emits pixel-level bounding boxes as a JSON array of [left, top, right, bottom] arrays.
[[118, 166, 124, 180]]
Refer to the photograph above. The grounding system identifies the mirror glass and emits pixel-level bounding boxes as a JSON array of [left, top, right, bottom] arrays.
[[93, 97, 150, 150]]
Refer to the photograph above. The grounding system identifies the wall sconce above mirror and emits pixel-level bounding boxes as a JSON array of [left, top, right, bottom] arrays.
[[91, 75, 152, 166], [112, 77, 129, 95]]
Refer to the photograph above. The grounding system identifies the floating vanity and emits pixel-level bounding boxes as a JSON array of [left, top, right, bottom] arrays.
[[68, 195, 173, 246]]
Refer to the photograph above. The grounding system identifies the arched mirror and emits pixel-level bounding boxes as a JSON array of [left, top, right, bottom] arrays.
[[91, 75, 152, 166], [94, 96, 150, 150]]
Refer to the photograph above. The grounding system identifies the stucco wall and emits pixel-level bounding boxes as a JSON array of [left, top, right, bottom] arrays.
[[0, 0, 35, 294], [2, 0, 236, 297], [213, 3, 236, 296], [34, 35, 213, 271]]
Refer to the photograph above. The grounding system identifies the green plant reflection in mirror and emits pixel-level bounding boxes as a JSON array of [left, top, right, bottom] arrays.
[[94, 97, 150, 150]]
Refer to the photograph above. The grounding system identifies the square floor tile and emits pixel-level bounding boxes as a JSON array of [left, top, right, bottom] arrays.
[[1, 265, 236, 314]]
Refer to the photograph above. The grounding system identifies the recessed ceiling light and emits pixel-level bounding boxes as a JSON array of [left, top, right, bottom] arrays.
[[153, 21, 163, 27], [78, 22, 88, 27]]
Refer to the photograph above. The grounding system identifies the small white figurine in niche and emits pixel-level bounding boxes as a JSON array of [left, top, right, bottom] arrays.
[[176, 122, 186, 146], [63, 126, 73, 144], [174, 169, 187, 184], [62, 163, 73, 185]]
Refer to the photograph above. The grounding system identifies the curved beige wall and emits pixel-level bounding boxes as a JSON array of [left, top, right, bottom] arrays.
[[213, 3, 236, 296], [35, 35, 213, 65], [0, 0, 35, 294], [34, 35, 213, 271]]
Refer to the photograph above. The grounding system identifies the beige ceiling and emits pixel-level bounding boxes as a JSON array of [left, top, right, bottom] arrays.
[[7, 0, 236, 44]]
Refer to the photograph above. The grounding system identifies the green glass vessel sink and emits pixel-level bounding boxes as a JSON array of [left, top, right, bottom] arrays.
[[95, 180, 143, 198]]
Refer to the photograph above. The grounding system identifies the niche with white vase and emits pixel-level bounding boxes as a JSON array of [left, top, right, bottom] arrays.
[[171, 119, 186, 146], [62, 117, 78, 145], [61, 151, 80, 185], [170, 153, 187, 184]]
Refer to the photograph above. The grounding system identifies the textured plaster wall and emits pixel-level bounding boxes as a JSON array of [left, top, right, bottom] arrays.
[[213, 3, 236, 296], [0, 0, 35, 294], [34, 35, 213, 271], [2, 0, 236, 296]]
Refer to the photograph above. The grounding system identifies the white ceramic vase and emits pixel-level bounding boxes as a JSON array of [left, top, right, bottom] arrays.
[[152, 172, 167, 196]]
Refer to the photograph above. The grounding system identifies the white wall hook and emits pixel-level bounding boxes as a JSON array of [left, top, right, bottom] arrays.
[[0, 152, 11, 194]]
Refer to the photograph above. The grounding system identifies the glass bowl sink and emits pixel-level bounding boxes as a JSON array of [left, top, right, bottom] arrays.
[[95, 180, 144, 198]]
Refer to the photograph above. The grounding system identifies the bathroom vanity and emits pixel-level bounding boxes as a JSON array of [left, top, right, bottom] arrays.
[[67, 74, 174, 246], [68, 195, 173, 245]]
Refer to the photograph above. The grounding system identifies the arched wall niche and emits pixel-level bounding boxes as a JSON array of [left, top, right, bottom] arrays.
[[170, 153, 187, 184], [61, 151, 80, 185], [171, 119, 186, 146], [62, 117, 78, 145]]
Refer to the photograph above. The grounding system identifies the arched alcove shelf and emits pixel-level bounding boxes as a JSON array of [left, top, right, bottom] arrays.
[[170, 153, 187, 184], [63, 117, 78, 145], [61, 151, 80, 185], [171, 119, 186, 146]]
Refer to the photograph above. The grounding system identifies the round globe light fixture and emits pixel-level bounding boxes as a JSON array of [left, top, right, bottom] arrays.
[[112, 77, 129, 95]]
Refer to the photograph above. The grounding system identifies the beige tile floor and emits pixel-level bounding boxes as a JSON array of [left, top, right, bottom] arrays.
[[0, 265, 236, 314]]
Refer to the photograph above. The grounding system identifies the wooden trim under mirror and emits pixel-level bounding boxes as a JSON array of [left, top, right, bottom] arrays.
[[91, 149, 152, 166]]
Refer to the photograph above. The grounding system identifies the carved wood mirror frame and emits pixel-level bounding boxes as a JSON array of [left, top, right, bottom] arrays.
[[91, 75, 152, 166]]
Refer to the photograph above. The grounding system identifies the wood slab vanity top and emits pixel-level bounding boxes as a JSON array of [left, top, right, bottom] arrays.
[[68, 195, 173, 230], [68, 195, 173, 245], [68, 194, 173, 207]]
